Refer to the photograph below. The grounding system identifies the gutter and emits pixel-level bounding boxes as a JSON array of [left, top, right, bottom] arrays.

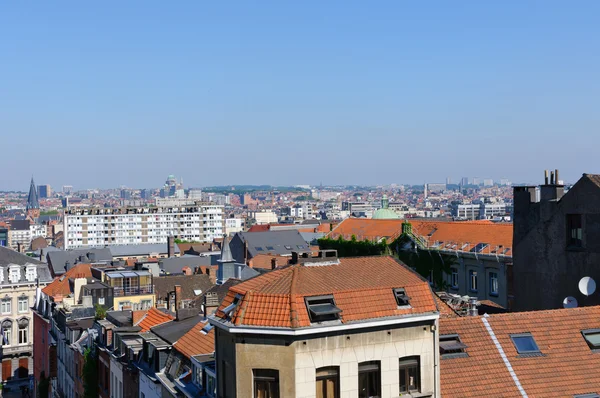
[[209, 313, 439, 336]]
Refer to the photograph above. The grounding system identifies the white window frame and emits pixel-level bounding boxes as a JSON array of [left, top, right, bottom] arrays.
[[1, 299, 11, 314], [489, 272, 499, 296], [18, 296, 28, 313], [469, 270, 478, 292]]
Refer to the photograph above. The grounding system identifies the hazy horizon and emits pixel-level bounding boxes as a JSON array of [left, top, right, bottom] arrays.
[[2, 2, 599, 190]]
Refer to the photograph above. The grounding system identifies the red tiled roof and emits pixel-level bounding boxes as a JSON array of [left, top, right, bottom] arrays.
[[434, 294, 459, 318], [135, 308, 175, 332], [215, 256, 437, 329], [409, 220, 513, 255], [248, 254, 290, 270], [328, 219, 513, 255], [42, 263, 92, 298], [173, 320, 215, 359], [440, 306, 600, 397]]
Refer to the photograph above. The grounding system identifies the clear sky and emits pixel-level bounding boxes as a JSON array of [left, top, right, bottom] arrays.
[[1, 2, 599, 191]]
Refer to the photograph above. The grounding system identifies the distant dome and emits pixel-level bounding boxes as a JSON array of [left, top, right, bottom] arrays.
[[372, 208, 400, 220]]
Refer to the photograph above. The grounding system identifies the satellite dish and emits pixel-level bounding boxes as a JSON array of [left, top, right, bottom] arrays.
[[579, 277, 596, 296], [563, 296, 578, 308]]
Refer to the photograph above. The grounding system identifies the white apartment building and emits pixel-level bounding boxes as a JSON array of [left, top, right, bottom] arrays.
[[224, 218, 244, 236], [8, 221, 47, 251], [63, 203, 223, 249], [249, 210, 278, 225]]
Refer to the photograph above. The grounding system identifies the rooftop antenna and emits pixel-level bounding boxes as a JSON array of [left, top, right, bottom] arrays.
[[562, 296, 578, 309], [578, 276, 596, 296]]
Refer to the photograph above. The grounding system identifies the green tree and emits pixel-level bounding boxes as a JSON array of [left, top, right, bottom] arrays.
[[82, 348, 98, 398], [94, 304, 107, 320]]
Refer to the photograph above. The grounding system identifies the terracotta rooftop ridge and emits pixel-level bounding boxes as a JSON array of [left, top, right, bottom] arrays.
[[289, 266, 299, 328]]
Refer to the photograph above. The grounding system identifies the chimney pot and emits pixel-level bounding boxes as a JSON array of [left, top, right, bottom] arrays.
[[555, 169, 559, 185], [167, 236, 175, 258], [544, 170, 549, 185]]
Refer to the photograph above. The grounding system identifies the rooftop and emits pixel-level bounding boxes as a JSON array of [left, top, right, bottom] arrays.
[[172, 320, 215, 360], [213, 256, 437, 330], [440, 306, 600, 397]]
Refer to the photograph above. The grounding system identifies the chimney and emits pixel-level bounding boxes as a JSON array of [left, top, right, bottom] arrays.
[[540, 168, 565, 202], [65, 260, 71, 271], [271, 257, 277, 270], [174, 285, 182, 310], [182, 266, 192, 276], [544, 170, 549, 185], [468, 297, 478, 316], [167, 236, 175, 258]]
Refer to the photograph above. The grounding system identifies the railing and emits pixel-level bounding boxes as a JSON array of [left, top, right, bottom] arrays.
[[113, 285, 153, 297]]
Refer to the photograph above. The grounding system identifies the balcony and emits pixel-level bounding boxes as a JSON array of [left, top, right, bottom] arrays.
[[113, 285, 154, 297]]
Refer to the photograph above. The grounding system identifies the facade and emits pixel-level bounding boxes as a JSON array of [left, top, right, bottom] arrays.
[[38, 185, 52, 199], [7, 220, 46, 251], [452, 202, 510, 220], [0, 227, 8, 247], [63, 202, 224, 249], [0, 247, 53, 382], [513, 171, 600, 310], [210, 253, 441, 398], [249, 210, 278, 225], [224, 218, 244, 236]]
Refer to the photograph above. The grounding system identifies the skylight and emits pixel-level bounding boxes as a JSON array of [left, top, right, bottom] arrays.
[[470, 243, 489, 253], [222, 295, 242, 317], [266, 246, 275, 251], [255, 247, 264, 252], [305, 296, 341, 323], [510, 333, 541, 354], [582, 329, 600, 350], [284, 245, 293, 250], [393, 288, 410, 307], [439, 334, 468, 358]]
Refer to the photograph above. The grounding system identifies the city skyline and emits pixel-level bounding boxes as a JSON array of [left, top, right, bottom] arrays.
[[3, 2, 600, 189]]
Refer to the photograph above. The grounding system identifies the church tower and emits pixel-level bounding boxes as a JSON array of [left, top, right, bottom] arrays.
[[26, 177, 40, 220]]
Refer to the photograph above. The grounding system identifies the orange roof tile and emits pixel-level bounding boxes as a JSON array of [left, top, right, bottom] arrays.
[[440, 306, 600, 397], [42, 263, 93, 298], [135, 308, 175, 332], [173, 320, 215, 359], [248, 254, 290, 270], [215, 256, 437, 329], [434, 293, 459, 318]]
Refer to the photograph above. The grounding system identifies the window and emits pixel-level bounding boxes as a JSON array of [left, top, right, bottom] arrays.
[[489, 272, 498, 296], [141, 300, 152, 309], [297, 245, 306, 250], [582, 329, 600, 350], [316, 367, 339, 398], [510, 333, 541, 354], [399, 357, 420, 393], [1, 322, 11, 346], [393, 288, 410, 307], [18, 327, 28, 344], [450, 268, 459, 289], [358, 361, 380, 398], [98, 297, 105, 305], [305, 296, 341, 323], [469, 270, 478, 292], [255, 247, 264, 252], [567, 214, 583, 247], [471, 242, 489, 253], [193, 365, 203, 388], [18, 296, 28, 313], [284, 245, 292, 250], [266, 246, 275, 251], [439, 334, 468, 358], [574, 394, 600, 398], [1, 298, 11, 314], [253, 369, 280, 398]]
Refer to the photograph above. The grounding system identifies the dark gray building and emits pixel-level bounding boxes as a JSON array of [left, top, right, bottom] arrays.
[[513, 171, 600, 311], [229, 230, 309, 264]]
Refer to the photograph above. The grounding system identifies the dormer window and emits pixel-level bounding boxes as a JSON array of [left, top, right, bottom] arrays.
[[25, 265, 37, 282], [222, 294, 242, 318], [305, 295, 341, 323], [394, 288, 411, 307], [439, 334, 468, 358], [9, 266, 21, 284]]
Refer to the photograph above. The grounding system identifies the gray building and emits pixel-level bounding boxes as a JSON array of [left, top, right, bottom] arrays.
[[513, 171, 600, 310], [229, 230, 309, 264]]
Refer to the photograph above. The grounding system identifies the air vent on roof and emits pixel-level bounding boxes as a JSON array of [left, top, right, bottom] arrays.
[[393, 288, 411, 307], [305, 296, 341, 323], [439, 334, 468, 358]]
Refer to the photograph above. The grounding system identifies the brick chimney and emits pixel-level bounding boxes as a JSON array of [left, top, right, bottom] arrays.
[[271, 257, 278, 270], [182, 266, 192, 276], [174, 285, 182, 310], [167, 236, 175, 258]]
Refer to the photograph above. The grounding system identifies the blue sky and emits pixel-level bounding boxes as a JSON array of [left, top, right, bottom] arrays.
[[1, 2, 599, 190]]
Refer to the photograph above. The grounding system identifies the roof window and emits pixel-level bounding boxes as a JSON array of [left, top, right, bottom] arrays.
[[305, 295, 341, 323], [200, 323, 214, 335], [582, 329, 600, 350], [471, 243, 489, 253], [266, 246, 275, 251], [284, 245, 293, 250], [222, 294, 242, 317], [439, 334, 468, 358], [255, 247, 264, 252], [393, 288, 411, 307], [573, 394, 600, 398], [510, 333, 541, 355]]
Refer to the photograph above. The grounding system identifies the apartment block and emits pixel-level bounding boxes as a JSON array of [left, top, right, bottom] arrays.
[[63, 203, 223, 249]]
